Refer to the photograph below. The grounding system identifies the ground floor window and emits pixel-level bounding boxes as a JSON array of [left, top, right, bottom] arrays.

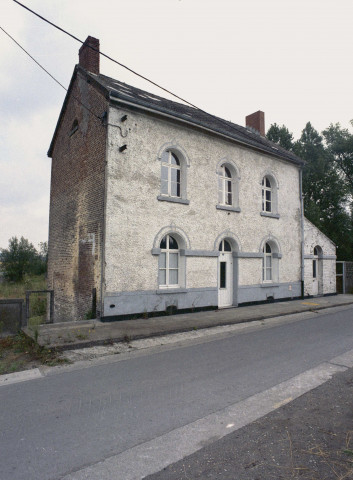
[[159, 234, 179, 287], [263, 242, 272, 281]]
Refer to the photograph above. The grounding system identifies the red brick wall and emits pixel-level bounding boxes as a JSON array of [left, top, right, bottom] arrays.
[[47, 69, 107, 322]]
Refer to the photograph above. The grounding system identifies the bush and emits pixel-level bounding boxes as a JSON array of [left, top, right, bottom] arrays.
[[0, 237, 47, 282]]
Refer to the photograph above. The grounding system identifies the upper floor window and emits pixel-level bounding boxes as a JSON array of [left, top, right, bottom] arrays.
[[158, 147, 190, 205], [159, 234, 179, 287], [216, 162, 240, 213], [261, 174, 279, 218], [218, 165, 232, 206], [262, 176, 272, 213], [161, 150, 181, 198]]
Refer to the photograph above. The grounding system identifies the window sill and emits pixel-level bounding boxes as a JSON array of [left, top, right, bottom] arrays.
[[216, 205, 241, 213], [261, 283, 280, 288], [156, 288, 187, 294], [260, 212, 280, 219], [157, 196, 190, 205]]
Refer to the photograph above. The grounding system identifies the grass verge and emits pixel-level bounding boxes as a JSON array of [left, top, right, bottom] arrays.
[[0, 332, 69, 375]]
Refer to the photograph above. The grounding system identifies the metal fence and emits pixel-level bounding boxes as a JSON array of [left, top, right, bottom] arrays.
[[0, 299, 25, 335], [25, 290, 54, 326], [336, 261, 353, 294]]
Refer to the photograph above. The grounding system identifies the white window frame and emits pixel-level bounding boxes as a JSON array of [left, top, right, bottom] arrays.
[[159, 234, 180, 288], [262, 176, 272, 213], [160, 150, 181, 199], [218, 165, 233, 206], [216, 161, 240, 212], [262, 242, 272, 282]]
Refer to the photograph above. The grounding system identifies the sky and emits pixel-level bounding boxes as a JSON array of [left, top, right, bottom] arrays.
[[1, 0, 353, 249]]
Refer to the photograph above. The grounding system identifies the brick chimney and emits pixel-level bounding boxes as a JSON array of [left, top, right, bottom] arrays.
[[79, 36, 100, 74], [245, 111, 265, 136]]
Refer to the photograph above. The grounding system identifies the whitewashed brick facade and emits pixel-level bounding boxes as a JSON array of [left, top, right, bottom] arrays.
[[48, 37, 337, 322]]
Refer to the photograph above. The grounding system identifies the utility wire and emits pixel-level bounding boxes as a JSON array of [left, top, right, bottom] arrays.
[[13, 0, 247, 138], [0, 25, 101, 121], [13, 0, 202, 111], [12, 0, 287, 157]]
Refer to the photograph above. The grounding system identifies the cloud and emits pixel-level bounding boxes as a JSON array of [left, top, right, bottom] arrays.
[[0, 106, 55, 248]]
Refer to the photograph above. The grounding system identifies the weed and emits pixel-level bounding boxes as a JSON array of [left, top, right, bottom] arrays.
[[0, 332, 69, 374], [123, 334, 131, 344], [33, 327, 39, 344], [85, 309, 95, 320], [75, 332, 88, 340]]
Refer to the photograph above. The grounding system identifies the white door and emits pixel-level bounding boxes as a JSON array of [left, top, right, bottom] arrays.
[[218, 252, 233, 307], [312, 258, 319, 295]]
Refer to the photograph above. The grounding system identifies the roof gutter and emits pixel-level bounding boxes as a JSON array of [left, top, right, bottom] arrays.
[[108, 93, 304, 167]]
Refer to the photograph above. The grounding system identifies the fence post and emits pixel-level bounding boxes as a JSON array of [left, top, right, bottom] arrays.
[[343, 261, 346, 294], [25, 291, 30, 326]]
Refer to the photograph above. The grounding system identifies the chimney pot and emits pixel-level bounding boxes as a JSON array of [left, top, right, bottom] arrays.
[[79, 36, 100, 74], [246, 111, 265, 136]]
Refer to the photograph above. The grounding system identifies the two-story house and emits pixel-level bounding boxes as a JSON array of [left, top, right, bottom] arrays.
[[47, 36, 336, 322]]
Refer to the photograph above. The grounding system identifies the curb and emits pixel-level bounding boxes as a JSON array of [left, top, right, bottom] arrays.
[[33, 300, 353, 352]]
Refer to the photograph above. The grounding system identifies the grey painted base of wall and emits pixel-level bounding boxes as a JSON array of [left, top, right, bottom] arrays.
[[238, 282, 302, 304], [104, 287, 218, 318], [103, 281, 303, 319]]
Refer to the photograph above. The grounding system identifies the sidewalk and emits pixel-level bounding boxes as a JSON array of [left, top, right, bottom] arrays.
[[24, 294, 353, 350], [145, 364, 353, 480]]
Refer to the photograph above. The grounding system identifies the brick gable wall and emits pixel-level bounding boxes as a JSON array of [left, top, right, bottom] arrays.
[[47, 71, 108, 322]]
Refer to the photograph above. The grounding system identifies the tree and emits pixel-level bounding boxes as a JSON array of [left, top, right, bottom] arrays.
[[323, 122, 353, 193], [267, 123, 294, 150], [296, 123, 352, 260], [1, 237, 42, 282], [267, 122, 353, 260]]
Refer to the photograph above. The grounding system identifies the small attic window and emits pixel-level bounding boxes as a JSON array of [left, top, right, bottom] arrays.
[[69, 119, 79, 136]]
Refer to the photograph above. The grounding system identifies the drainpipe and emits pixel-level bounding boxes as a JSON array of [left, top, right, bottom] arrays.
[[299, 167, 305, 298], [100, 108, 110, 319]]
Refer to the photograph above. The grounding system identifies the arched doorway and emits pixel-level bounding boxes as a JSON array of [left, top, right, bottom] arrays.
[[218, 239, 233, 308], [313, 245, 323, 296]]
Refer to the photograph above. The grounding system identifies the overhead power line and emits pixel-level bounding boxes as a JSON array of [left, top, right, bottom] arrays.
[[13, 0, 202, 111], [12, 0, 255, 141], [0, 25, 101, 121], [12, 0, 286, 158]]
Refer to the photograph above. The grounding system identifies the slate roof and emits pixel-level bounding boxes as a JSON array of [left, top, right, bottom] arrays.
[[48, 64, 303, 166], [90, 69, 304, 166]]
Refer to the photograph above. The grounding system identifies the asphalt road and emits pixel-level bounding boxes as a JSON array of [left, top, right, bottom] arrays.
[[1, 306, 353, 480]]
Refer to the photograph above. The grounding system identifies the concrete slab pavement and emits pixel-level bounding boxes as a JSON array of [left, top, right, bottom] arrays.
[[23, 294, 353, 350]]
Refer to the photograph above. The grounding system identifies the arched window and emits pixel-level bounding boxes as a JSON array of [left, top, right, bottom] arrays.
[[159, 234, 179, 287], [161, 150, 181, 198], [216, 162, 240, 212], [263, 242, 272, 281], [261, 174, 279, 218], [261, 238, 280, 283], [262, 176, 272, 213], [218, 165, 232, 206]]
